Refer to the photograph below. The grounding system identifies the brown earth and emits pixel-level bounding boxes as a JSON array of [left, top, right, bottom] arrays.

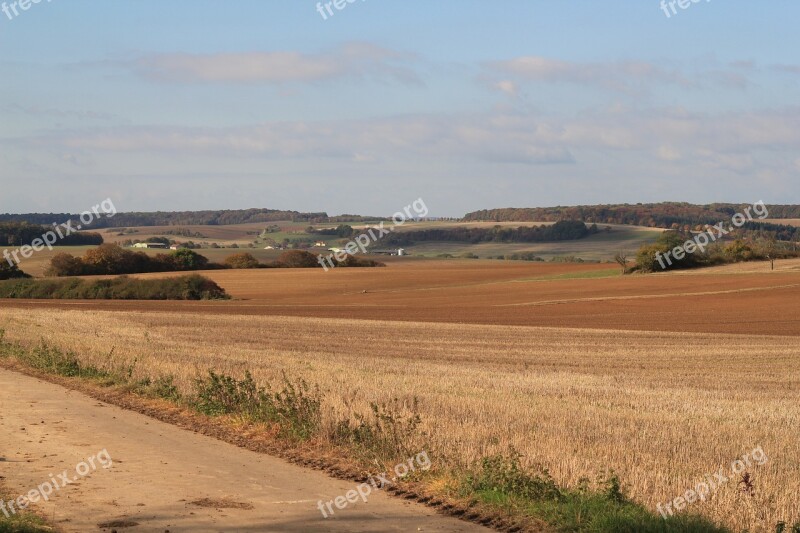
[[3, 259, 800, 335]]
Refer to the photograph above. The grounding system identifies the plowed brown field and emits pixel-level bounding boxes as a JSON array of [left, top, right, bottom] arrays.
[[4, 259, 800, 335]]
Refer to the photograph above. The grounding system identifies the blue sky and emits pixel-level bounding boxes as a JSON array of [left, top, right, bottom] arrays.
[[1, 0, 799, 217]]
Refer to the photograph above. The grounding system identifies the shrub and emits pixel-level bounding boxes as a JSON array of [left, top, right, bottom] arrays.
[[44, 252, 87, 276], [192, 370, 321, 440], [224, 253, 261, 269], [332, 398, 424, 462], [0, 275, 229, 300], [149, 375, 182, 402], [0, 261, 31, 280], [724, 239, 757, 262], [635, 232, 699, 272], [464, 450, 562, 502], [45, 244, 217, 277], [275, 250, 319, 268], [336, 256, 386, 268], [167, 249, 209, 271]]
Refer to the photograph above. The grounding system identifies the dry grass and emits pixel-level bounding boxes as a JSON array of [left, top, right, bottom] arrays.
[[0, 308, 797, 531]]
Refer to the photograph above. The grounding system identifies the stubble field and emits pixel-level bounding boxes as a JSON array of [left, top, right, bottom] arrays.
[[1, 259, 799, 531]]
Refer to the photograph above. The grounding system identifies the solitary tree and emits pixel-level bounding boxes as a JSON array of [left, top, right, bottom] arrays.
[[168, 249, 209, 271], [613, 251, 629, 275], [758, 238, 778, 271]]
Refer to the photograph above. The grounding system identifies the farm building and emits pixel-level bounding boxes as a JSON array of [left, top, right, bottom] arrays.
[[131, 242, 168, 249]]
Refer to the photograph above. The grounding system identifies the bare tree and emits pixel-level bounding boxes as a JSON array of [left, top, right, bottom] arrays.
[[614, 251, 629, 275], [757, 238, 778, 271]]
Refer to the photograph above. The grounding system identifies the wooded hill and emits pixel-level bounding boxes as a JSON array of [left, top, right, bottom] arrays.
[[0, 209, 384, 228], [462, 203, 800, 228]]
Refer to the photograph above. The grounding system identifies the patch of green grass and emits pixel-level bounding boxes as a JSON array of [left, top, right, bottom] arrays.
[[0, 490, 51, 533], [0, 514, 50, 533], [460, 452, 728, 533]]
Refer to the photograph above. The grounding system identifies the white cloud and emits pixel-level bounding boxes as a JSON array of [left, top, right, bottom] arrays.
[[485, 56, 691, 93], [657, 145, 681, 161], [483, 56, 760, 94], [493, 80, 517, 95], [124, 42, 420, 85], [21, 106, 800, 177]]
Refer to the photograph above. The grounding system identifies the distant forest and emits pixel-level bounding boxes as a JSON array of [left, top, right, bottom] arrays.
[[462, 203, 800, 227], [0, 222, 103, 247], [0, 209, 385, 228], [383, 220, 597, 245]]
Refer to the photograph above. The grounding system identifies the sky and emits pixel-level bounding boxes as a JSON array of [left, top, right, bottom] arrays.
[[1, 0, 799, 217]]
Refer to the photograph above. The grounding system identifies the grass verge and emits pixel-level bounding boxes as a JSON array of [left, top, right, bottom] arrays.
[[0, 330, 730, 532], [0, 488, 51, 533]]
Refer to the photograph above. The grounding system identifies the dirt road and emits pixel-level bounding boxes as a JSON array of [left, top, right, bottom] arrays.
[[0, 369, 488, 532]]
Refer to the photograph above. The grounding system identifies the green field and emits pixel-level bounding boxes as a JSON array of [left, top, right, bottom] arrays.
[[400, 224, 664, 261], [10, 221, 664, 277]]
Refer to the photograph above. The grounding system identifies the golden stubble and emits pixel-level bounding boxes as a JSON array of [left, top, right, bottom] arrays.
[[0, 307, 798, 531]]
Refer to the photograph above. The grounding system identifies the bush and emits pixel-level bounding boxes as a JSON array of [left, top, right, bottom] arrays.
[[465, 450, 562, 502], [332, 398, 424, 462], [336, 256, 386, 268], [224, 253, 261, 269], [0, 261, 31, 280], [275, 250, 319, 268], [168, 249, 209, 271], [45, 244, 217, 277], [724, 239, 757, 262], [192, 370, 321, 440], [635, 232, 700, 272], [0, 274, 229, 300], [44, 253, 87, 276]]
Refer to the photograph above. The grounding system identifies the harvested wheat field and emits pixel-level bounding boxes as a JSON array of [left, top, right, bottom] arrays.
[[0, 305, 798, 531]]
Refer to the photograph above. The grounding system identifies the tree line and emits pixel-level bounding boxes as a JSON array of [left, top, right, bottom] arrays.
[[381, 220, 597, 245], [633, 232, 800, 273], [0, 222, 103, 247], [44, 245, 384, 277], [463, 203, 800, 232], [0, 209, 388, 229]]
